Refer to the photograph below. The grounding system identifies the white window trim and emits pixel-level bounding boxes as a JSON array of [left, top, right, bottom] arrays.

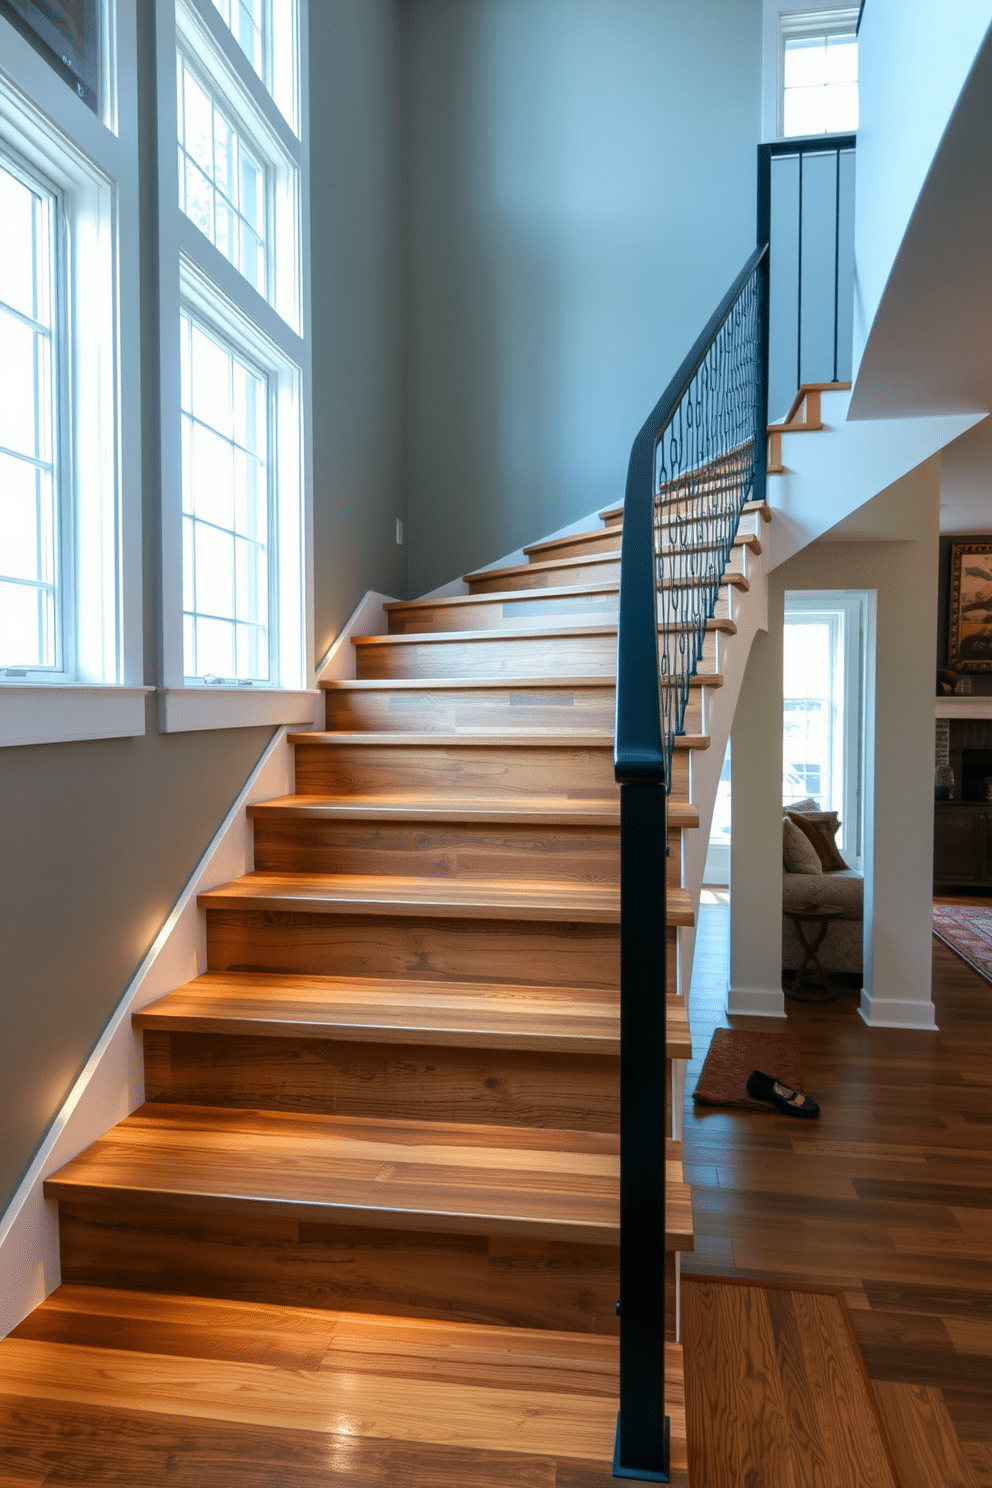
[[784, 590, 869, 872], [0, 3, 145, 749], [155, 0, 314, 734], [761, 2, 859, 141], [176, 0, 302, 331]]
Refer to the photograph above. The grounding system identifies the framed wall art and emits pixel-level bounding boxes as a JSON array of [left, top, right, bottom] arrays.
[[948, 542, 992, 672]]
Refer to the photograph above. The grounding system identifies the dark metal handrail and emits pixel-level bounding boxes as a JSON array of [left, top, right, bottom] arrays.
[[611, 245, 768, 1481]]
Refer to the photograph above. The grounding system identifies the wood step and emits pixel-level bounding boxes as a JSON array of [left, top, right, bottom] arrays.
[[286, 732, 619, 800], [661, 569, 748, 593], [247, 795, 695, 889], [655, 505, 765, 539], [317, 673, 718, 736], [45, 1108, 692, 1328], [198, 872, 694, 928], [0, 1287, 688, 1485], [465, 550, 620, 594], [202, 872, 692, 991], [661, 531, 762, 558], [138, 974, 684, 1133], [134, 970, 691, 1061], [136, 984, 690, 1130], [353, 623, 620, 680], [249, 807, 626, 886], [743, 497, 772, 521], [320, 675, 617, 733], [353, 621, 731, 681], [140, 1023, 623, 1133], [205, 900, 632, 992], [287, 732, 713, 803], [45, 1105, 692, 1252], [385, 584, 619, 635], [522, 528, 623, 564]]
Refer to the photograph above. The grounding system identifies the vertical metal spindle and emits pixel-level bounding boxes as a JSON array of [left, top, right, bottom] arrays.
[[796, 148, 804, 393], [833, 146, 841, 383]]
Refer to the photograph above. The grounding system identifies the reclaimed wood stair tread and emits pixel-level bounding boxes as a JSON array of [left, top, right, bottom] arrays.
[[1, 1286, 688, 1479], [385, 581, 619, 612], [319, 674, 718, 702], [662, 532, 761, 557], [742, 498, 772, 520], [463, 551, 621, 585], [198, 871, 694, 927], [321, 674, 616, 692], [521, 531, 622, 561], [134, 970, 691, 1060], [354, 620, 733, 646], [43, 1106, 692, 1249], [247, 793, 699, 831], [288, 729, 616, 747], [662, 570, 748, 592], [354, 622, 622, 646]]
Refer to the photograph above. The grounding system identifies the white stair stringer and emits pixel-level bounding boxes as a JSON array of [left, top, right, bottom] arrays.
[[765, 386, 981, 568], [668, 521, 770, 1143]]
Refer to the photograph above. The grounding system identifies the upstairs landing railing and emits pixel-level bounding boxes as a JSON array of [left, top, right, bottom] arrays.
[[611, 244, 767, 1481]]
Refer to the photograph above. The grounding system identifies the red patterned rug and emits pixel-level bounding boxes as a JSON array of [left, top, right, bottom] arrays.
[[933, 903, 992, 985], [692, 1028, 804, 1111]]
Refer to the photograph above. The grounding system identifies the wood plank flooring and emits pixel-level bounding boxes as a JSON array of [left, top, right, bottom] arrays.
[[681, 1277, 900, 1488], [682, 891, 992, 1486]]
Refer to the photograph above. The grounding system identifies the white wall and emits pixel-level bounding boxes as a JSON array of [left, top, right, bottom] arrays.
[[853, 0, 992, 379], [729, 457, 943, 1028]]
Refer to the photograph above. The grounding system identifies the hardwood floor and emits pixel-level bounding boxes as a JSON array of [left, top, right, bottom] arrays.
[[682, 891, 992, 1486], [681, 1278, 901, 1488]]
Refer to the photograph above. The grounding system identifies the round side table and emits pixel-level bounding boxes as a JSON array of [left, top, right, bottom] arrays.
[[783, 902, 846, 1003]]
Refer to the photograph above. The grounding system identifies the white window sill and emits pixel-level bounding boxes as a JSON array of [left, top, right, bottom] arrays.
[[0, 685, 152, 748], [158, 687, 320, 733]]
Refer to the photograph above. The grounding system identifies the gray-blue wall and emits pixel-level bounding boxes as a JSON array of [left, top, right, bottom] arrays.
[[0, 0, 407, 1216], [402, 0, 763, 595]]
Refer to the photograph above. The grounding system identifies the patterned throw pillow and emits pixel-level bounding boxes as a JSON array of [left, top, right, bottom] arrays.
[[786, 810, 848, 872], [783, 815, 823, 874]]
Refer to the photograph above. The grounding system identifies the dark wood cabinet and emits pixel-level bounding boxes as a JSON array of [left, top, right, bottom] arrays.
[[933, 803, 992, 891]]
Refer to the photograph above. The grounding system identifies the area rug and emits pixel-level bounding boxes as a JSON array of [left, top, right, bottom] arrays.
[[692, 1028, 804, 1110], [933, 903, 992, 985]]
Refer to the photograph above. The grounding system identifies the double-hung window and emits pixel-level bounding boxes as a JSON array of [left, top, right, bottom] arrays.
[[0, 156, 59, 673], [0, 1, 145, 747], [157, 0, 312, 732], [779, 9, 859, 137], [783, 591, 869, 869]]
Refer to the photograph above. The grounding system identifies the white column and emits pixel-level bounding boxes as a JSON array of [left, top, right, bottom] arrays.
[[728, 590, 787, 1018]]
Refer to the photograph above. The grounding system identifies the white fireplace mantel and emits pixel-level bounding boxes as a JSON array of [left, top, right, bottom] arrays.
[[935, 697, 992, 720]]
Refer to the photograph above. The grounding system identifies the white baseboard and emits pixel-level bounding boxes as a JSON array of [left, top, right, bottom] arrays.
[[858, 992, 938, 1030], [727, 984, 787, 1018], [0, 592, 393, 1340]]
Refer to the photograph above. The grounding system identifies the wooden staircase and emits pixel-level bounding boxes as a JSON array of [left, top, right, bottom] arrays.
[[0, 496, 770, 1484]]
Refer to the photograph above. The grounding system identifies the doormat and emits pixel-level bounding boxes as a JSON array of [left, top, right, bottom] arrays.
[[692, 1028, 804, 1110], [933, 903, 992, 985]]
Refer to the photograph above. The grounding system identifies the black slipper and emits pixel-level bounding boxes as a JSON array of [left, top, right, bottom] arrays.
[[746, 1068, 820, 1119]]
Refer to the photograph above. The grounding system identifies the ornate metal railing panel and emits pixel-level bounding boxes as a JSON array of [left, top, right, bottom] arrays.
[[612, 244, 767, 1482], [654, 268, 764, 791]]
